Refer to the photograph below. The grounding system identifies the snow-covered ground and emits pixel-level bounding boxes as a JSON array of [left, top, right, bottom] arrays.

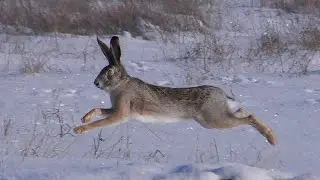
[[2, 158, 319, 180], [0, 33, 319, 180]]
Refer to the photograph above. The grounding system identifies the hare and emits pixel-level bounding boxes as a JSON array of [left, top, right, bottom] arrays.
[[74, 36, 276, 145]]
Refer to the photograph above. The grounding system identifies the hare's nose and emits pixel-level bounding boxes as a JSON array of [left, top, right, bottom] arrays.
[[94, 80, 99, 87]]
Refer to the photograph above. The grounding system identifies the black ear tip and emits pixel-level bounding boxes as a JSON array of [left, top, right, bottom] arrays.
[[111, 36, 119, 41]]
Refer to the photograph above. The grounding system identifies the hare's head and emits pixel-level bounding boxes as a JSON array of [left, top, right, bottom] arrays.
[[94, 36, 128, 92]]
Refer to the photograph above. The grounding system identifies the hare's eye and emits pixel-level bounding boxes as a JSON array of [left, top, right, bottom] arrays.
[[108, 69, 114, 75]]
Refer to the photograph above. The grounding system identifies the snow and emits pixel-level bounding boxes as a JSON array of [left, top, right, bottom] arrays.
[[1, 159, 318, 180], [1, 5, 320, 179], [0, 34, 319, 179]]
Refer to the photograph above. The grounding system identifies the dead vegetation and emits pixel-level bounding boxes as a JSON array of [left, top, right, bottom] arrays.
[[0, 0, 211, 37], [250, 22, 320, 74], [261, 0, 320, 14], [258, 31, 286, 55], [299, 27, 320, 51], [0, 0, 319, 76]]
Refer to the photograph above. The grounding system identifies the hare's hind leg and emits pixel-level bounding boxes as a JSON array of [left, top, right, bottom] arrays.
[[197, 108, 276, 145], [233, 108, 276, 145], [81, 108, 113, 123], [247, 114, 276, 145], [233, 108, 250, 118], [195, 110, 252, 129]]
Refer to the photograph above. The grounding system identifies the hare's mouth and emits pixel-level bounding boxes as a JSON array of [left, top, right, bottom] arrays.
[[96, 85, 103, 90], [94, 79, 103, 89]]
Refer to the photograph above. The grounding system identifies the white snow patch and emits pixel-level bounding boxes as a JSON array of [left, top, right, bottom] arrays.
[[42, 89, 53, 93], [305, 89, 314, 93]]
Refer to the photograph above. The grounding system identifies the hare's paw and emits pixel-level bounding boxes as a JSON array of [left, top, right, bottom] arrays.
[[74, 126, 88, 134], [265, 128, 276, 146]]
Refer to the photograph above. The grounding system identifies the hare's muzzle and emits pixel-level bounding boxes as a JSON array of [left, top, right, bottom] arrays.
[[94, 79, 101, 88]]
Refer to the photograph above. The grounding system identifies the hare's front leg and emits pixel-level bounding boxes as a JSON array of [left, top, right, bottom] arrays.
[[81, 108, 114, 123], [74, 112, 126, 134], [74, 96, 130, 134]]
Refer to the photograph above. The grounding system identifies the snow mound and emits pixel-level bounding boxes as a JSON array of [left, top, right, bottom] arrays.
[[155, 164, 319, 180], [1, 158, 319, 180]]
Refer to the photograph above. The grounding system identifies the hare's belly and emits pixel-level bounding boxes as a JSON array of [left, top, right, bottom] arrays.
[[131, 114, 182, 124]]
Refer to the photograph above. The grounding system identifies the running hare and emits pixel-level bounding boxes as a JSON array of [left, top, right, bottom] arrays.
[[74, 36, 276, 145]]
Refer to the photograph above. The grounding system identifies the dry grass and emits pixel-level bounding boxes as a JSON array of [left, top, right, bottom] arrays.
[[261, 0, 320, 14], [248, 25, 318, 74], [19, 49, 58, 74], [299, 27, 320, 51], [19, 55, 50, 74], [0, 0, 210, 37], [257, 31, 286, 55]]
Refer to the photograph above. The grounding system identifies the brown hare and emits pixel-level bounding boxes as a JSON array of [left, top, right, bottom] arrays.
[[74, 36, 276, 145]]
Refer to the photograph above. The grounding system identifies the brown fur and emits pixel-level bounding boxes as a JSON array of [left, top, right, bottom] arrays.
[[74, 36, 276, 146]]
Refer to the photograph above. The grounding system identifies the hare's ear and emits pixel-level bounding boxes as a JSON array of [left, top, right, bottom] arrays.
[[110, 36, 121, 64], [97, 37, 118, 65]]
